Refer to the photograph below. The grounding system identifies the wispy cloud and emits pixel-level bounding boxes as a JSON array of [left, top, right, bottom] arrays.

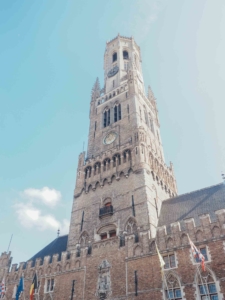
[[23, 187, 61, 207], [14, 187, 69, 234]]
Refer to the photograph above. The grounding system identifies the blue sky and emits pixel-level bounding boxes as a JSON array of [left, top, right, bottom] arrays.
[[1, 0, 225, 264]]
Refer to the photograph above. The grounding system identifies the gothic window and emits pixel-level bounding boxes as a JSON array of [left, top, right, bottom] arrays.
[[85, 166, 92, 179], [94, 162, 101, 175], [123, 149, 131, 163], [114, 103, 121, 122], [112, 154, 121, 167], [103, 108, 110, 127], [112, 52, 117, 62], [125, 217, 137, 234], [76, 246, 81, 257], [103, 158, 110, 171], [164, 273, 182, 300], [196, 269, 219, 300], [79, 232, 89, 247], [123, 50, 129, 59], [163, 254, 176, 269]]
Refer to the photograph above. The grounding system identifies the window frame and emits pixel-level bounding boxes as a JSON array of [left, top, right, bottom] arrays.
[[45, 278, 55, 293], [163, 253, 177, 270]]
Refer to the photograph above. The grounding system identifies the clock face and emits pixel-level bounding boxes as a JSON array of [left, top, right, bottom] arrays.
[[103, 132, 117, 145], [107, 65, 119, 78]]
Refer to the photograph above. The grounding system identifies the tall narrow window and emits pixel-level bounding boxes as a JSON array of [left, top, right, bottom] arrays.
[[80, 211, 84, 232], [127, 104, 129, 114], [104, 111, 107, 127], [132, 195, 135, 217], [112, 52, 117, 62], [70, 280, 75, 299], [134, 271, 138, 296], [114, 104, 121, 122], [114, 105, 118, 122], [107, 110, 110, 125], [95, 121, 97, 130], [103, 109, 110, 127], [118, 104, 121, 120], [123, 50, 129, 59]]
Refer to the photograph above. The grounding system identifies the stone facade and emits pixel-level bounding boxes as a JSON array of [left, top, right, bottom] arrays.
[[0, 35, 225, 300]]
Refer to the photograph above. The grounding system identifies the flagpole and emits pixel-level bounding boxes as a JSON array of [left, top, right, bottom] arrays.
[[155, 242, 170, 300]]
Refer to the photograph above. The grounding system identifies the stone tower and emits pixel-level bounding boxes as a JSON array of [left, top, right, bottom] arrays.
[[67, 35, 177, 252]]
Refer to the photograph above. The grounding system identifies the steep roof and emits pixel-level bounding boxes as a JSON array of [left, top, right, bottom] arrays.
[[158, 183, 225, 232], [28, 235, 68, 263]]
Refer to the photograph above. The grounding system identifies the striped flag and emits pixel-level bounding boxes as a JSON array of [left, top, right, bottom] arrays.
[[30, 273, 38, 300], [188, 236, 205, 271], [0, 277, 5, 297]]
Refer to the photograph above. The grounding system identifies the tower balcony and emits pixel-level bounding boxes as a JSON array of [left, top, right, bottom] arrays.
[[99, 205, 114, 218]]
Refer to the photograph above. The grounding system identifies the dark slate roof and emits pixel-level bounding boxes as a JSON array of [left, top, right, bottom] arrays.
[[158, 183, 225, 232], [28, 235, 68, 264]]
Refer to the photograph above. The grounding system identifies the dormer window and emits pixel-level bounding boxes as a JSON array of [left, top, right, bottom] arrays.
[[112, 52, 117, 62], [123, 50, 129, 60]]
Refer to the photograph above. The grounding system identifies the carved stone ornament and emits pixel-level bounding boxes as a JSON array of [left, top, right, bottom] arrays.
[[96, 260, 111, 299]]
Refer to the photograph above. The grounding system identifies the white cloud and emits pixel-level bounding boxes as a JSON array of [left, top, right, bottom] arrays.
[[23, 187, 61, 207], [14, 202, 69, 234]]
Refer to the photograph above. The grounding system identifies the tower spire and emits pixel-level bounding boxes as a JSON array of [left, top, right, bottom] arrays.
[[91, 77, 101, 101]]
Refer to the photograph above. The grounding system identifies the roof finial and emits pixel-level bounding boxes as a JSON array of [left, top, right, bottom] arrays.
[[57, 229, 60, 238]]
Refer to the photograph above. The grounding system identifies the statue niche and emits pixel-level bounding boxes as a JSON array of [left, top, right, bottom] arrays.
[[96, 259, 111, 299]]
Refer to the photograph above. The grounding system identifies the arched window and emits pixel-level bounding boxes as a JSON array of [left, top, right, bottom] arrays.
[[112, 52, 117, 62], [123, 149, 131, 163], [123, 50, 129, 59], [196, 268, 220, 299], [103, 158, 110, 171], [164, 273, 182, 300], [125, 217, 137, 234], [85, 166, 92, 179], [112, 154, 121, 167], [79, 232, 89, 247], [94, 162, 101, 175], [103, 108, 110, 127], [114, 104, 121, 122]]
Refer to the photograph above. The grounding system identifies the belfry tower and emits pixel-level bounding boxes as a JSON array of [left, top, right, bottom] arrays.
[[67, 35, 177, 252]]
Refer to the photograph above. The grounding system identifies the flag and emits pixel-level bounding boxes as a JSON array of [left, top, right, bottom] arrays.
[[188, 236, 205, 271], [30, 273, 38, 300], [156, 243, 165, 278], [0, 277, 5, 297], [16, 277, 24, 300]]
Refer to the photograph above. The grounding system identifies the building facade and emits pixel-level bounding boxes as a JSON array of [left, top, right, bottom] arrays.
[[1, 35, 225, 300]]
